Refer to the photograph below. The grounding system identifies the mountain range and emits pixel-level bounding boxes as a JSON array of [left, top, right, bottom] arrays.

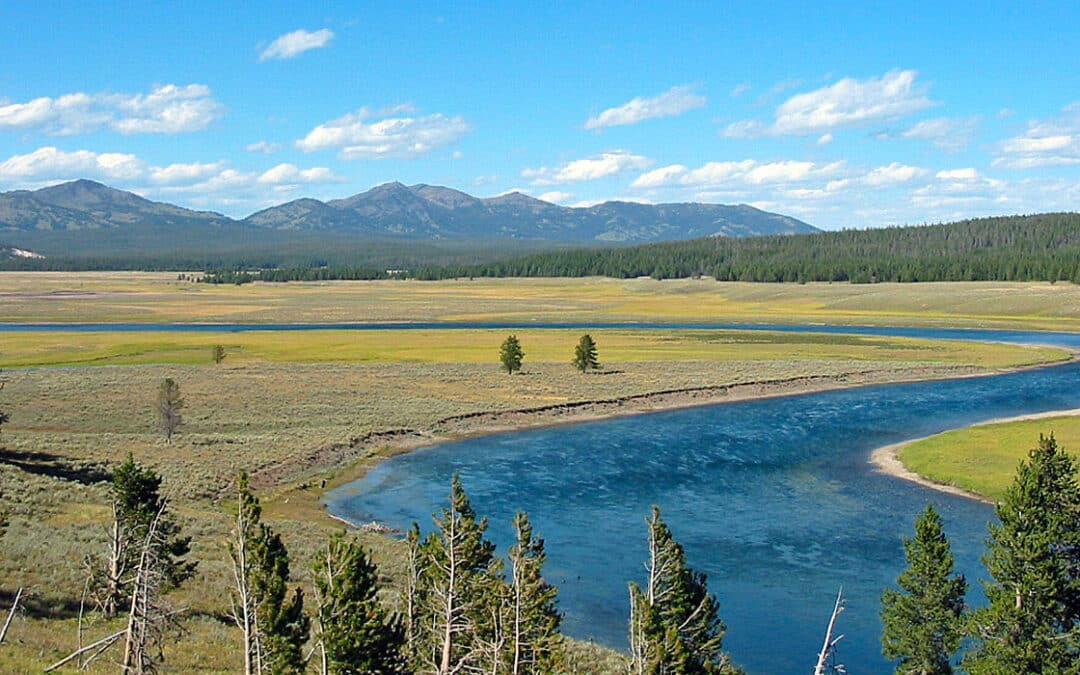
[[1, 179, 816, 245]]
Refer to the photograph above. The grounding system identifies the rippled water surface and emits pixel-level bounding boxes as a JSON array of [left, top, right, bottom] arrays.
[[325, 328, 1080, 673]]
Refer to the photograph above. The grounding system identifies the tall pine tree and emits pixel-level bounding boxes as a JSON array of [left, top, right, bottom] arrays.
[[228, 472, 309, 675], [312, 532, 407, 674], [880, 504, 967, 674], [963, 434, 1080, 673], [506, 511, 563, 673], [628, 506, 739, 674], [417, 474, 499, 674]]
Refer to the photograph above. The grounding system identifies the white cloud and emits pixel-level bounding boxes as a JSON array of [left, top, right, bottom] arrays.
[[631, 159, 842, 189], [256, 163, 340, 184], [538, 191, 574, 203], [0, 146, 145, 182], [936, 168, 979, 180], [723, 70, 934, 138], [522, 150, 652, 185], [862, 162, 927, 186], [993, 102, 1080, 169], [731, 83, 751, 98], [585, 85, 706, 130], [817, 133, 834, 145], [246, 140, 281, 154], [0, 84, 223, 136], [296, 107, 469, 159], [472, 174, 500, 186], [149, 161, 227, 184], [259, 28, 335, 61], [896, 116, 979, 151]]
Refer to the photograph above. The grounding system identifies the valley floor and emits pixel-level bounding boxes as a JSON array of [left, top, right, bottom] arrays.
[[0, 273, 1077, 672]]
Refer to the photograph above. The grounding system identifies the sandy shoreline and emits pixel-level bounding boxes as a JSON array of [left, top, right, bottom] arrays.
[[869, 407, 1080, 504]]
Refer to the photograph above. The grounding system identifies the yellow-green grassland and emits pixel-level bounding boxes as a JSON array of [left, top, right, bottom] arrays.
[[896, 414, 1080, 502], [0, 272, 1077, 671]]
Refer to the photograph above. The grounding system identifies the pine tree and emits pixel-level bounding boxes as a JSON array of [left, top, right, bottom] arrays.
[[228, 472, 310, 674], [963, 434, 1080, 673], [312, 533, 407, 674], [418, 474, 499, 674], [507, 511, 563, 673], [156, 378, 183, 443], [572, 334, 599, 373], [880, 505, 967, 674], [212, 344, 227, 365], [95, 454, 194, 617], [628, 506, 738, 674], [500, 335, 525, 375], [0, 371, 8, 436]]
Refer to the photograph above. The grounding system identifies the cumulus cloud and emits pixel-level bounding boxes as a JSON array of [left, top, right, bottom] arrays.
[[631, 159, 843, 189], [0, 146, 340, 211], [861, 162, 927, 186], [993, 102, 1080, 168], [936, 168, 979, 180], [522, 150, 652, 185], [0, 146, 145, 182], [723, 70, 935, 138], [0, 84, 223, 136], [585, 85, 706, 130], [538, 191, 574, 203], [296, 107, 469, 159], [259, 28, 335, 61]]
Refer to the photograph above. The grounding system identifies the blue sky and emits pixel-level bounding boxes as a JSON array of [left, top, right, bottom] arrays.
[[1, 1, 1077, 229]]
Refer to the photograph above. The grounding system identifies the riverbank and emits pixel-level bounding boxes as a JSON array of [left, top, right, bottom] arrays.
[[263, 360, 1069, 519], [870, 407, 1080, 503]]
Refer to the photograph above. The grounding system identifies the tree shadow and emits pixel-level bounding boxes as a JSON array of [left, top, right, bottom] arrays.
[[0, 587, 85, 620], [0, 447, 111, 485]]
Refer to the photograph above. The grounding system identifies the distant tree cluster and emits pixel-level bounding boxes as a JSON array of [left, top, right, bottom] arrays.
[[500, 334, 602, 375], [881, 433, 1080, 673]]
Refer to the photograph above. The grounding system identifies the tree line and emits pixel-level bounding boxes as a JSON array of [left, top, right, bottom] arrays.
[[195, 213, 1080, 285], [413, 213, 1080, 283]]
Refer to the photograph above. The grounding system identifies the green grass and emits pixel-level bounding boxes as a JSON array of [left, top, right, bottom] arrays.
[[898, 416, 1080, 501], [0, 327, 1067, 369], [2, 272, 1080, 330]]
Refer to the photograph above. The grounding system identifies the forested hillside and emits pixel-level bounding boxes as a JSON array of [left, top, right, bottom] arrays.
[[409, 213, 1080, 283]]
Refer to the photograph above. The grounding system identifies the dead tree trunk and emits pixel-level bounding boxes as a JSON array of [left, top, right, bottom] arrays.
[[813, 587, 845, 675]]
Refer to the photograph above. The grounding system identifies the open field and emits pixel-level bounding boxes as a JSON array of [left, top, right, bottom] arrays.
[[0, 272, 1077, 671], [3, 272, 1080, 330], [896, 414, 1080, 501]]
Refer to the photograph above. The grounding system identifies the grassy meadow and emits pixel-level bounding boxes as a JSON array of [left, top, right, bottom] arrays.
[[2, 272, 1080, 330], [897, 415, 1080, 501], [0, 271, 1077, 671]]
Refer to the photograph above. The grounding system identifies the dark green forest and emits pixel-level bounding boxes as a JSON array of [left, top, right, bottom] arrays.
[[413, 213, 1080, 283]]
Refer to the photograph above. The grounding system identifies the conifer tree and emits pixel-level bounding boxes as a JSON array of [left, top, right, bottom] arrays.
[[628, 506, 738, 674], [228, 472, 309, 674], [963, 434, 1080, 673], [500, 335, 525, 375], [96, 454, 194, 617], [212, 344, 227, 364], [572, 334, 600, 373], [312, 532, 407, 674], [401, 523, 426, 671], [418, 474, 499, 674], [880, 505, 967, 674], [506, 511, 563, 673]]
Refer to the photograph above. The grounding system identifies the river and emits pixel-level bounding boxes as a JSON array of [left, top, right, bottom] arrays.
[[322, 326, 1080, 673]]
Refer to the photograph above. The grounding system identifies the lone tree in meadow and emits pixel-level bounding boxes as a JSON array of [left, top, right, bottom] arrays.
[[881, 504, 967, 674], [963, 433, 1080, 673], [156, 378, 183, 443], [212, 344, 226, 365], [572, 334, 599, 373], [0, 371, 8, 436], [500, 334, 524, 375]]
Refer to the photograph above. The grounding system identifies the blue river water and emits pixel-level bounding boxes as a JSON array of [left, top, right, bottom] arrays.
[[320, 327, 1080, 673]]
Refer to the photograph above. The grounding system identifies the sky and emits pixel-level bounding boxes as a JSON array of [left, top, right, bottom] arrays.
[[1, 1, 1078, 230]]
